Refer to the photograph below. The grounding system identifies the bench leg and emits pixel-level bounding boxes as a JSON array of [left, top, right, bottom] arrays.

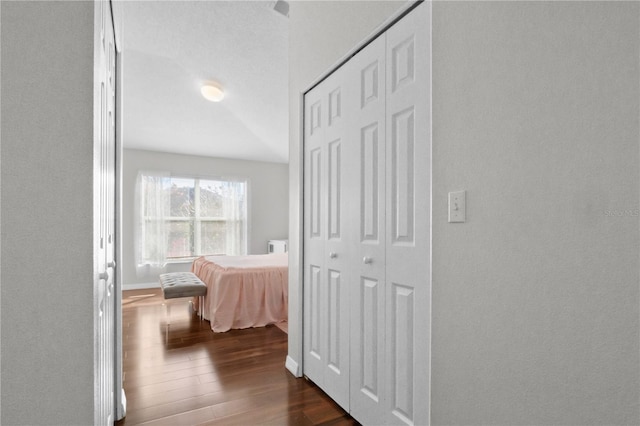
[[164, 301, 171, 343], [162, 295, 204, 343]]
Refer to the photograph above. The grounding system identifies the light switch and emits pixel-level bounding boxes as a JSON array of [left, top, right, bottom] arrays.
[[448, 190, 466, 223]]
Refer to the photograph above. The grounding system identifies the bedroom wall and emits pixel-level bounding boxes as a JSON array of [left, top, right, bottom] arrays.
[[122, 148, 289, 287], [287, 0, 410, 376], [430, 2, 639, 424], [1, 1, 95, 424], [289, 0, 640, 424]]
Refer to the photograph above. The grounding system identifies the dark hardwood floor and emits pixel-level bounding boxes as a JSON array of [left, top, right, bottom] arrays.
[[116, 289, 357, 426]]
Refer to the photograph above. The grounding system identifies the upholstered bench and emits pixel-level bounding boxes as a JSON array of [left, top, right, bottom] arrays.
[[159, 272, 207, 338]]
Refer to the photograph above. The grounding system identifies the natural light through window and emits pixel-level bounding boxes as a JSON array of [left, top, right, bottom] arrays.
[[136, 173, 247, 271]]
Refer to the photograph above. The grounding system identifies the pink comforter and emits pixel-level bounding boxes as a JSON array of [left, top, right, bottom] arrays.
[[191, 254, 288, 332]]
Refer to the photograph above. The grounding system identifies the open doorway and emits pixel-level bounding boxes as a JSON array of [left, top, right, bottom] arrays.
[[110, 1, 295, 422]]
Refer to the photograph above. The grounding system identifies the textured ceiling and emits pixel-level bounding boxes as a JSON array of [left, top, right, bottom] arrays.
[[113, 1, 289, 163]]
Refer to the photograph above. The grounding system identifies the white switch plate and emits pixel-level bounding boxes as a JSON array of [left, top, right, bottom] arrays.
[[448, 190, 466, 223]]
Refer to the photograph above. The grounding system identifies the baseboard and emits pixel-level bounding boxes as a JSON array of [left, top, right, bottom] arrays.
[[116, 389, 127, 420], [285, 355, 301, 377], [122, 282, 160, 291]]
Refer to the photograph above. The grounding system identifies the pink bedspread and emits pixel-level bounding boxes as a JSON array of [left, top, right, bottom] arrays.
[[191, 254, 288, 332]]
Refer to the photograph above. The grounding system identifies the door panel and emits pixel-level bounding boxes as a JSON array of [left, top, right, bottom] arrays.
[[384, 3, 431, 425], [309, 264, 322, 360], [389, 282, 415, 424], [390, 107, 415, 244], [329, 88, 342, 126], [304, 84, 326, 385], [359, 277, 380, 398], [304, 70, 351, 410], [361, 60, 380, 107], [348, 33, 387, 425], [310, 148, 322, 239], [94, 1, 116, 424], [327, 268, 342, 372], [322, 69, 350, 409], [328, 139, 342, 239], [391, 36, 415, 93], [361, 123, 380, 242]]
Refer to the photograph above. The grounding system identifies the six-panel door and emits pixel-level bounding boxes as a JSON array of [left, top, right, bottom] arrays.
[[303, 68, 352, 410], [303, 3, 431, 425], [347, 32, 388, 426], [383, 4, 431, 424]]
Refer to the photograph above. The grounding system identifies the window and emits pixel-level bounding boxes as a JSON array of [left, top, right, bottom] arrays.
[[136, 173, 247, 270]]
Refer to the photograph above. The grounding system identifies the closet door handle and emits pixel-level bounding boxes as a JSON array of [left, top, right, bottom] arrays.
[[329, 252, 337, 259], [363, 257, 373, 264], [98, 271, 110, 281]]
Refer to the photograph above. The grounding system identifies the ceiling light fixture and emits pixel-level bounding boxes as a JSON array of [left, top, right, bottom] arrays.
[[201, 83, 225, 102], [273, 0, 289, 17]]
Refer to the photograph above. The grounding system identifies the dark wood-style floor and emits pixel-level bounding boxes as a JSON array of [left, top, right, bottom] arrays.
[[116, 289, 357, 426]]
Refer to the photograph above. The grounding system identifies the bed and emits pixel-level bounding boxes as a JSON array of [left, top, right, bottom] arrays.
[[191, 253, 288, 332]]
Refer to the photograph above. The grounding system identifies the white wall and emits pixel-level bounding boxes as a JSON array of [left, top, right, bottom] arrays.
[[287, 0, 409, 376], [289, 0, 639, 424], [1, 1, 95, 424], [430, 2, 639, 424], [122, 148, 289, 286]]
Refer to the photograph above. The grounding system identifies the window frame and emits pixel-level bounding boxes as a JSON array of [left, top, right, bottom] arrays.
[[144, 174, 250, 261]]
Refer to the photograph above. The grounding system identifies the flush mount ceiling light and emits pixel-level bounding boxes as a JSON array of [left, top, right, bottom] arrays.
[[273, 0, 289, 17], [201, 83, 225, 102]]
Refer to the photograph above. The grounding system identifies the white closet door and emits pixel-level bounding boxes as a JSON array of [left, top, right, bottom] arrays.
[[303, 74, 326, 388], [304, 4, 431, 424], [94, 0, 116, 424], [347, 34, 388, 425], [303, 69, 351, 409], [322, 68, 351, 408], [384, 3, 431, 425]]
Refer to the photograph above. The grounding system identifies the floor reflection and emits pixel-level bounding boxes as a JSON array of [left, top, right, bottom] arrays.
[[118, 288, 357, 425]]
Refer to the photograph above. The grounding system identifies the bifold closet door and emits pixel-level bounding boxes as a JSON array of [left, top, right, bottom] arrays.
[[383, 3, 431, 425], [348, 4, 432, 424], [303, 69, 352, 410], [347, 33, 388, 425], [303, 3, 431, 425]]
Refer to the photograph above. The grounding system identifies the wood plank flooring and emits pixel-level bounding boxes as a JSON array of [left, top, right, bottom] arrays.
[[116, 289, 357, 426]]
